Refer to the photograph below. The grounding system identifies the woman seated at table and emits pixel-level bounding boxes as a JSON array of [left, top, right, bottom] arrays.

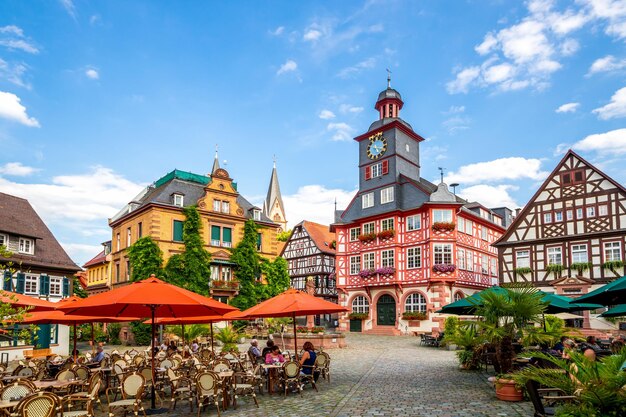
[[265, 345, 285, 365], [299, 341, 320, 382]]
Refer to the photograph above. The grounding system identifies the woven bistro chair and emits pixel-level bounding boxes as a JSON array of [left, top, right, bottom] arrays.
[[60, 378, 101, 417], [280, 361, 302, 397], [0, 380, 34, 402], [138, 367, 164, 407], [15, 391, 60, 417], [316, 352, 331, 383], [106, 372, 146, 417], [159, 358, 173, 370], [64, 372, 104, 413], [299, 362, 319, 393], [167, 368, 194, 413], [195, 371, 221, 417], [211, 359, 230, 373], [132, 355, 145, 369], [53, 369, 78, 396], [231, 371, 259, 410], [12, 366, 35, 379]]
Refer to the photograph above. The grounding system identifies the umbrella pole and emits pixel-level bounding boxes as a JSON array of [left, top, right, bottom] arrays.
[[73, 323, 77, 362], [91, 323, 95, 356], [293, 312, 298, 361], [181, 324, 185, 356], [150, 306, 156, 411], [210, 324, 214, 354]]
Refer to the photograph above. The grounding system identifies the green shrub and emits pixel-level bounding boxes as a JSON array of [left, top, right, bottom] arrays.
[[129, 321, 152, 346], [107, 323, 121, 345]]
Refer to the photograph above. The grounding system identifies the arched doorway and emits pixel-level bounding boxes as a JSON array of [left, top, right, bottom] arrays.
[[376, 294, 396, 326]]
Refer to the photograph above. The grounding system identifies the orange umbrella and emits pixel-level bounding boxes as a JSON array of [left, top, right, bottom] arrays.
[[57, 275, 238, 411], [0, 291, 57, 311], [231, 288, 348, 359]]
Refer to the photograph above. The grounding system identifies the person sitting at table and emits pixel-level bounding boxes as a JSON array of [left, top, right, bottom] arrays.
[[261, 339, 274, 358], [167, 340, 178, 355], [92, 346, 105, 364], [299, 341, 320, 382], [610, 337, 624, 354], [265, 345, 285, 365], [561, 339, 577, 360], [553, 336, 568, 354], [581, 335, 601, 361], [248, 339, 262, 363], [160, 339, 168, 352], [191, 339, 199, 354]]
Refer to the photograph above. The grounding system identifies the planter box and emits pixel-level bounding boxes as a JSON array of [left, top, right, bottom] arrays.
[[274, 332, 347, 351]]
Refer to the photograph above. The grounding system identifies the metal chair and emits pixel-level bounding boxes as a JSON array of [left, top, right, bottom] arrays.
[[106, 372, 146, 417], [167, 368, 194, 412], [15, 391, 60, 417], [280, 361, 302, 397], [232, 371, 259, 409], [525, 380, 576, 417], [316, 352, 331, 383], [195, 371, 221, 417], [0, 381, 34, 401], [61, 378, 101, 417]]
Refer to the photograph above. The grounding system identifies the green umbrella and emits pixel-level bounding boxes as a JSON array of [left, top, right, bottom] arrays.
[[599, 304, 626, 318], [436, 286, 508, 315], [573, 275, 626, 306], [540, 293, 602, 314]]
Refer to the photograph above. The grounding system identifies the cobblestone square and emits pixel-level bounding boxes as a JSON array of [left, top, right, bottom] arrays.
[[127, 334, 532, 417]]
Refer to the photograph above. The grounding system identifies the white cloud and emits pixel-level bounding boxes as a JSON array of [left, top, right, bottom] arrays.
[[270, 26, 284, 36], [339, 104, 363, 114], [60, 242, 103, 265], [0, 166, 145, 223], [89, 15, 101, 26], [458, 184, 519, 209], [593, 87, 626, 120], [588, 55, 626, 75], [0, 91, 40, 127], [0, 26, 23, 37], [282, 184, 356, 228], [0, 59, 30, 89], [276, 59, 297, 75], [572, 128, 626, 155], [85, 68, 99, 79], [584, 0, 626, 40], [303, 29, 322, 42], [475, 32, 498, 55], [319, 109, 335, 120], [443, 105, 465, 114], [60, 0, 77, 20], [556, 102, 580, 113], [0, 39, 39, 54], [0, 162, 39, 176], [326, 122, 355, 141], [442, 116, 471, 135], [337, 57, 376, 79], [446, 66, 480, 94], [445, 157, 548, 185]]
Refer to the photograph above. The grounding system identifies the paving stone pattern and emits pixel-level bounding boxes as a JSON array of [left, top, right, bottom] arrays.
[[105, 334, 533, 417]]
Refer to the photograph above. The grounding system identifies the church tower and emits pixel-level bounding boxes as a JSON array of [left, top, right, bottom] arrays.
[[263, 160, 288, 231]]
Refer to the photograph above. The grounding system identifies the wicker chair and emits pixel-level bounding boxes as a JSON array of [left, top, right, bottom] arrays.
[[53, 369, 78, 396], [138, 367, 163, 407], [167, 368, 194, 412], [64, 372, 104, 413], [106, 372, 146, 417], [0, 381, 34, 401], [195, 371, 221, 417], [12, 366, 35, 379], [231, 371, 259, 409], [316, 352, 330, 383], [280, 361, 302, 397], [60, 378, 101, 417], [211, 359, 230, 373], [15, 391, 60, 417]]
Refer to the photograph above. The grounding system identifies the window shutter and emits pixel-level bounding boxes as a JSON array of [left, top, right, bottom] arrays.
[[257, 233, 262, 250], [39, 275, 50, 296], [173, 220, 184, 242], [3, 271, 12, 291], [382, 160, 389, 175], [211, 226, 221, 242], [62, 277, 70, 297], [365, 166, 371, 180], [222, 228, 232, 244], [16, 273, 25, 294]]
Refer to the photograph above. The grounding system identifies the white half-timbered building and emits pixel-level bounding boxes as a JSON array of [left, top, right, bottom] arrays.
[[494, 150, 626, 326]]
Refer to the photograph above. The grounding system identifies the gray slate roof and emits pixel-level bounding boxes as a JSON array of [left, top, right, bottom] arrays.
[[263, 165, 286, 219]]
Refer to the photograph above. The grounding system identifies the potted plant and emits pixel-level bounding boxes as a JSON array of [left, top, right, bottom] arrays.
[[375, 267, 395, 276], [329, 240, 336, 250], [214, 326, 240, 353], [296, 326, 309, 333], [358, 233, 377, 243], [446, 323, 482, 369], [602, 259, 624, 276], [570, 261, 592, 276], [432, 221, 455, 232], [432, 264, 456, 273], [513, 267, 532, 277], [546, 263, 564, 278], [401, 311, 427, 320], [311, 326, 324, 334], [377, 229, 395, 240], [348, 312, 368, 320]]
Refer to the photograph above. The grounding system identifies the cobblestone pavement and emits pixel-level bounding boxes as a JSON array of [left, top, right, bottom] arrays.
[[98, 334, 532, 417]]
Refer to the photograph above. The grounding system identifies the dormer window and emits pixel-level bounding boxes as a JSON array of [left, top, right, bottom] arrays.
[[173, 194, 184, 207], [253, 209, 261, 221], [19, 238, 34, 255]]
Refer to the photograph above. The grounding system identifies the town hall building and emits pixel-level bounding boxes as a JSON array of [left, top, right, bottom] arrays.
[[332, 82, 506, 335]]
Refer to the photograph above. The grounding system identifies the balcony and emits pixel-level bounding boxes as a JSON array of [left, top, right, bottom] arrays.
[[210, 280, 239, 291]]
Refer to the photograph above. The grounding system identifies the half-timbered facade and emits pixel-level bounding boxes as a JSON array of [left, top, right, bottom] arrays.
[[332, 84, 506, 335], [494, 150, 626, 314]]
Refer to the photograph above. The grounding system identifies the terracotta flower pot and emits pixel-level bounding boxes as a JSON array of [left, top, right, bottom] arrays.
[[495, 378, 523, 402]]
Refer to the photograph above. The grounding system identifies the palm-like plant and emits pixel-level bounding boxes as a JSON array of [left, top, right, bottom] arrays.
[[214, 326, 240, 353], [166, 324, 210, 342], [472, 285, 547, 374], [513, 348, 626, 416]]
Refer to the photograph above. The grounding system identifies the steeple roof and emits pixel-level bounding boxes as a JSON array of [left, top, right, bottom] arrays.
[[263, 161, 286, 219], [211, 150, 220, 175]]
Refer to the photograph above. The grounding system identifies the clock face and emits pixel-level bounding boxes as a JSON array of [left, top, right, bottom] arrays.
[[367, 134, 387, 159]]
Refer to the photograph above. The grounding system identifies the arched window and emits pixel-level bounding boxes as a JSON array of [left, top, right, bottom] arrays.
[[454, 291, 465, 302], [405, 293, 427, 313], [352, 296, 370, 314]]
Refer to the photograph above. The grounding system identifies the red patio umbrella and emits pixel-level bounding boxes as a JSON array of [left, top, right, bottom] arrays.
[[230, 288, 348, 359], [0, 291, 57, 311], [57, 275, 238, 411]]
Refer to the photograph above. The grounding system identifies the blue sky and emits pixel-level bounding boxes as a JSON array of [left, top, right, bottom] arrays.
[[1, 0, 626, 265]]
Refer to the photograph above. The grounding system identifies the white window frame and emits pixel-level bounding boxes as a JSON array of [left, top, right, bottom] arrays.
[[433, 209, 452, 223], [126, 228, 131, 247], [571, 244, 588, 263], [49, 277, 62, 296], [466, 250, 473, 271], [465, 219, 473, 235], [381, 218, 394, 231], [362, 222, 375, 235], [173, 194, 184, 207], [24, 274, 39, 294], [457, 217, 465, 233], [576, 208, 583, 219], [349, 256, 361, 275], [352, 296, 369, 314], [213, 200, 221, 212], [381, 249, 395, 268], [407, 247, 421, 269], [599, 205, 608, 216], [253, 209, 261, 221], [221, 266, 232, 281], [587, 206, 596, 217], [544, 213, 552, 223], [547, 247, 563, 265], [222, 201, 230, 214], [362, 192, 374, 209], [405, 293, 426, 313], [433, 244, 453, 264], [566, 210, 573, 220], [349, 227, 361, 241], [516, 250, 530, 268], [407, 215, 421, 231], [381, 187, 394, 204], [457, 248, 466, 269], [362, 252, 375, 270], [18, 238, 34, 255], [481, 226, 488, 241], [210, 265, 220, 280], [481, 254, 489, 274], [555, 211, 563, 222], [371, 163, 382, 178], [604, 241, 622, 262]]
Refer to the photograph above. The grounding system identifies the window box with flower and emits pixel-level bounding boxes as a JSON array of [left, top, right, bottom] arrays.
[[432, 264, 456, 273], [358, 233, 377, 243], [432, 222, 456, 232], [348, 312, 368, 320], [377, 229, 395, 240]]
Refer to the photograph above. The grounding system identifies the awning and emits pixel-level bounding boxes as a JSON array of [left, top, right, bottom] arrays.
[[212, 259, 237, 266]]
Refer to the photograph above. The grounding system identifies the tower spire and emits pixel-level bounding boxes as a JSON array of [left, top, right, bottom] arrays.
[[263, 159, 287, 231], [211, 144, 220, 175], [386, 68, 391, 88]]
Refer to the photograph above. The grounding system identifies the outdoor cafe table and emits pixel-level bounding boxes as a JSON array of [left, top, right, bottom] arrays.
[[261, 364, 283, 395], [33, 379, 77, 390], [0, 400, 19, 417], [217, 371, 234, 409]]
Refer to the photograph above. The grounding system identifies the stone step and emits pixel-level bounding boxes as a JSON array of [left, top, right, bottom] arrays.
[[575, 328, 612, 339], [364, 327, 403, 336]]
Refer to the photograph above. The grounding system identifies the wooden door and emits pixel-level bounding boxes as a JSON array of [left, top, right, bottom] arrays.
[[376, 294, 396, 326]]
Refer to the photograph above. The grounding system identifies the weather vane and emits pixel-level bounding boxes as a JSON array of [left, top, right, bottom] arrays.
[[438, 167, 445, 183], [386, 68, 392, 88]]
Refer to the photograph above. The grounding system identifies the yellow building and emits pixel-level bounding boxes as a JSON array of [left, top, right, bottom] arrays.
[[105, 155, 283, 301], [83, 241, 111, 295]]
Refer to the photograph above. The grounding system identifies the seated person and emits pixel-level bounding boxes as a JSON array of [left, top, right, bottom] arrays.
[[261, 339, 274, 358], [553, 336, 568, 354], [561, 339, 577, 360], [191, 339, 199, 354], [265, 345, 285, 364], [167, 341, 178, 355], [91, 346, 105, 364], [581, 335, 601, 361], [299, 341, 320, 382], [248, 339, 262, 362]]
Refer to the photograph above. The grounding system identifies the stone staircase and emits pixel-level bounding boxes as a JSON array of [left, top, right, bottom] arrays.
[[575, 328, 612, 339], [364, 326, 403, 336]]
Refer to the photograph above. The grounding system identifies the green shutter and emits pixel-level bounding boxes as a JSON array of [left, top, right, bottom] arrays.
[[62, 277, 70, 297], [16, 273, 25, 294], [173, 220, 184, 242], [3, 271, 12, 291], [257, 233, 262, 250], [211, 226, 220, 241], [39, 275, 50, 296], [223, 228, 232, 244]]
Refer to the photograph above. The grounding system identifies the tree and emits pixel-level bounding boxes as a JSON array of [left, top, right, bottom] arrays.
[[260, 256, 290, 299], [276, 229, 292, 242], [165, 324, 210, 342], [165, 206, 211, 295], [72, 276, 88, 298], [230, 220, 262, 310], [127, 237, 164, 281]]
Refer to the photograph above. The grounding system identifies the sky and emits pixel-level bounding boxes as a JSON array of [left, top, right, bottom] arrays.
[[1, 0, 626, 266]]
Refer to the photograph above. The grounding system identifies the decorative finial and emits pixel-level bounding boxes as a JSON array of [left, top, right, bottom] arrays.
[[334, 197, 337, 212], [214, 144, 218, 159], [273, 154, 277, 169], [386, 68, 392, 88], [438, 167, 445, 184]]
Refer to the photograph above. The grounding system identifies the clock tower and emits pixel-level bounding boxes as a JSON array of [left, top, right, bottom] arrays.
[[342, 82, 426, 223]]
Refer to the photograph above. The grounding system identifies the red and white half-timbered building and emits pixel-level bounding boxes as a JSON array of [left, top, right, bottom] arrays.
[[332, 84, 506, 335]]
